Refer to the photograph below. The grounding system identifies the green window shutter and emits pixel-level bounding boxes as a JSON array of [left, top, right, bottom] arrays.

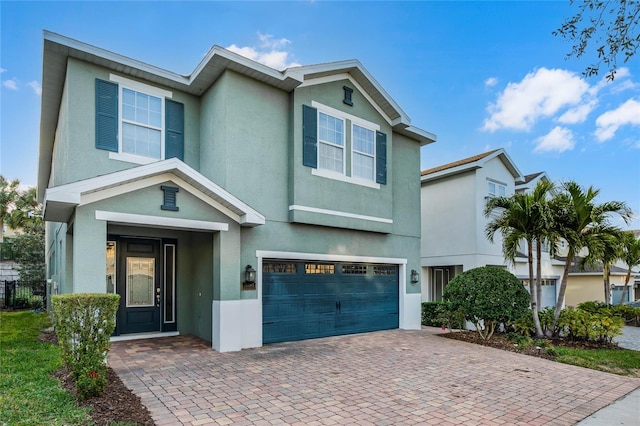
[[376, 131, 387, 185], [302, 104, 317, 168], [95, 79, 118, 152], [165, 99, 184, 161]]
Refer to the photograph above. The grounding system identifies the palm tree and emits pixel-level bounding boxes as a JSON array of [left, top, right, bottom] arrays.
[[580, 229, 623, 305], [485, 181, 554, 338], [7, 187, 41, 230], [0, 175, 20, 243], [619, 231, 640, 304], [551, 181, 632, 329], [530, 180, 556, 310]]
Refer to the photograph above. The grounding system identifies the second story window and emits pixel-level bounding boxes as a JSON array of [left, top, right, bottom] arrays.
[[122, 88, 163, 159], [488, 181, 506, 198], [302, 101, 386, 188], [95, 75, 184, 164], [318, 112, 345, 173], [352, 124, 375, 181]]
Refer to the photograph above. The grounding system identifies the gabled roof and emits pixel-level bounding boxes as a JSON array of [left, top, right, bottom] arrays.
[[515, 171, 549, 192], [420, 148, 523, 183], [43, 158, 265, 227], [38, 31, 435, 198]]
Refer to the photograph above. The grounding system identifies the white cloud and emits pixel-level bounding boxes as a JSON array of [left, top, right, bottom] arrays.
[[0, 68, 6, 73], [533, 126, 575, 153], [557, 99, 598, 124], [484, 77, 497, 87], [28, 80, 42, 96], [594, 98, 640, 142], [227, 32, 301, 70], [2, 78, 18, 90], [482, 68, 590, 132]]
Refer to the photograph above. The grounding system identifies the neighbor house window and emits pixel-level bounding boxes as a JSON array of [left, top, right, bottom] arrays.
[[318, 112, 345, 174], [488, 181, 506, 198]]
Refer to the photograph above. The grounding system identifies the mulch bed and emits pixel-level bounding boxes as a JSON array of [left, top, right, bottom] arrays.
[[39, 329, 155, 426], [438, 329, 622, 359]]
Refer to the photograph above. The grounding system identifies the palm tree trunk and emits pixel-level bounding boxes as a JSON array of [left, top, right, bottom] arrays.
[[619, 269, 631, 305], [553, 252, 573, 334], [603, 264, 611, 305], [529, 241, 544, 337], [536, 239, 542, 309]]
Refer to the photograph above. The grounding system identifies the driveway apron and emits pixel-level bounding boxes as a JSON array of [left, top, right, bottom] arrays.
[[108, 328, 640, 426]]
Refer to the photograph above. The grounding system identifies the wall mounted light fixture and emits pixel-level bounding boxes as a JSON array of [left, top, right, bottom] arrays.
[[243, 265, 257, 290], [411, 269, 419, 284]]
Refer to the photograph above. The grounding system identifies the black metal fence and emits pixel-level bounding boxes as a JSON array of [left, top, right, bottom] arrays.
[[2, 280, 46, 310], [0, 240, 16, 261]]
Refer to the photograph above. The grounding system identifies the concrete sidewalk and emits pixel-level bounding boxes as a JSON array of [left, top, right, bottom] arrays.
[[576, 387, 640, 425], [109, 328, 639, 425]]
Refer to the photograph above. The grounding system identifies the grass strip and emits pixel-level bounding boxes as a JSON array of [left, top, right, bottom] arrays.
[[555, 346, 640, 376], [0, 311, 91, 426]]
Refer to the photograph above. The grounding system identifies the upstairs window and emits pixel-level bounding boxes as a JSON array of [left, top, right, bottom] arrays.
[[122, 88, 163, 159], [488, 181, 506, 198], [302, 102, 386, 188], [318, 112, 345, 173], [95, 75, 184, 164], [352, 124, 375, 181]]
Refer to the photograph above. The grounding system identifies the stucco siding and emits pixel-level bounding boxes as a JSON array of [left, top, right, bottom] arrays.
[[421, 170, 477, 260]]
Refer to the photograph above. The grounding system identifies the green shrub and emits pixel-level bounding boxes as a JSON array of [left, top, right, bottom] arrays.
[[609, 304, 640, 326], [506, 332, 534, 349], [421, 301, 465, 329], [443, 266, 530, 340], [577, 301, 609, 313], [421, 302, 446, 326], [51, 293, 120, 400], [557, 306, 624, 344], [508, 312, 534, 336]]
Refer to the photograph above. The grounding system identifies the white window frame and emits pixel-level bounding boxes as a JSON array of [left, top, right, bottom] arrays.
[[311, 101, 381, 189], [317, 111, 346, 175], [108, 74, 172, 165], [487, 180, 506, 198], [351, 122, 376, 182]]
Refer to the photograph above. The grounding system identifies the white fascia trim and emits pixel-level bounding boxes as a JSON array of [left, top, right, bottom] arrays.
[[81, 173, 242, 224], [402, 125, 437, 145], [95, 210, 229, 232], [289, 204, 392, 224], [305, 76, 391, 125], [311, 168, 380, 189]]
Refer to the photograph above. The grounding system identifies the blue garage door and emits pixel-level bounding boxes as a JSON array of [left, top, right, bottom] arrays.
[[263, 261, 399, 344]]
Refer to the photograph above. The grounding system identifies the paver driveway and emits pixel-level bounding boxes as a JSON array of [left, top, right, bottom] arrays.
[[109, 328, 639, 426]]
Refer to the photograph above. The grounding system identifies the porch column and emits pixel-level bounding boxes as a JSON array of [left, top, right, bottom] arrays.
[[72, 206, 107, 293]]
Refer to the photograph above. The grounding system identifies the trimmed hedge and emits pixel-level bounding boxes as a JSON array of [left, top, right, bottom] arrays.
[[51, 293, 120, 400], [443, 266, 530, 340], [421, 301, 465, 330]]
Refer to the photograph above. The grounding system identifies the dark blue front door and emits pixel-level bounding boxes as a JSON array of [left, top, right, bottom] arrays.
[[263, 261, 399, 344]]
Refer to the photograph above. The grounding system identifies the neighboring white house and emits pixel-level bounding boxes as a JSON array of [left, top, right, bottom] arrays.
[[419, 148, 565, 307]]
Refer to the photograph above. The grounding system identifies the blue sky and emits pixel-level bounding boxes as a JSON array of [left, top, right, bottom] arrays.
[[1, 1, 639, 229]]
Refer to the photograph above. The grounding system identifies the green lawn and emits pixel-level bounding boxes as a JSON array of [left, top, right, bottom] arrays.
[[0, 311, 90, 425], [555, 346, 640, 376]]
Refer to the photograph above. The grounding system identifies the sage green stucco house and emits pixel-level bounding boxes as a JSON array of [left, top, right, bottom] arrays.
[[38, 31, 436, 352]]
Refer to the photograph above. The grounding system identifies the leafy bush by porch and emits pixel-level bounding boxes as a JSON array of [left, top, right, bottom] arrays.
[[443, 266, 530, 340], [51, 293, 120, 400], [421, 301, 465, 330]]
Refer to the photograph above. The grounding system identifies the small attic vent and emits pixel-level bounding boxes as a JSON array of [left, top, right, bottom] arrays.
[[343, 86, 353, 106], [161, 186, 179, 211]]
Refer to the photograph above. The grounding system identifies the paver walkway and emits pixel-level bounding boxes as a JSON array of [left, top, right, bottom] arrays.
[[109, 328, 639, 426], [615, 326, 640, 351]]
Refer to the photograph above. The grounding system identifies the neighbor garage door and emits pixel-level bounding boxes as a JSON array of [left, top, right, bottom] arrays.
[[263, 261, 399, 344]]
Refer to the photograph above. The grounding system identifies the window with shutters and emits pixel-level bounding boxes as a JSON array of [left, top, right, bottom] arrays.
[[97, 74, 183, 165], [305, 101, 384, 189]]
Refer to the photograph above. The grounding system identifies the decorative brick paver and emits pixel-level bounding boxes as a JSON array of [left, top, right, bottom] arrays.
[[109, 328, 639, 426]]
